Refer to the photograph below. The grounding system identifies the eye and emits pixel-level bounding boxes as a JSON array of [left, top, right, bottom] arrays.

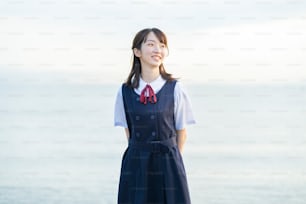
[[160, 44, 166, 48], [147, 43, 154, 46]]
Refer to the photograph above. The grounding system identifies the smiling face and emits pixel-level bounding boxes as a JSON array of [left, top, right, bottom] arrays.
[[133, 31, 168, 69]]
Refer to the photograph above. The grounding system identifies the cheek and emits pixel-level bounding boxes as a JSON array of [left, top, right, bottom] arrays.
[[139, 45, 151, 55], [162, 49, 168, 57], [143, 48, 154, 56]]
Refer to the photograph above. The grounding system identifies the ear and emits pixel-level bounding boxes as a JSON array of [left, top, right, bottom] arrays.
[[133, 48, 141, 57]]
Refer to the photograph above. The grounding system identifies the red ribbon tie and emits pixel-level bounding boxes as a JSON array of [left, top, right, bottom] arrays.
[[140, 84, 157, 104]]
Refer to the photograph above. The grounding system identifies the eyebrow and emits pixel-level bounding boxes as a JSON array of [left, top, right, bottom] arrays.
[[146, 39, 165, 44]]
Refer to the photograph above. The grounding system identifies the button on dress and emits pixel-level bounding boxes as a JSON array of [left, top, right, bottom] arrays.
[[117, 80, 191, 204]]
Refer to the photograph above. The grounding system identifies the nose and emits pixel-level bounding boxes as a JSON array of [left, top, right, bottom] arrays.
[[153, 45, 161, 53]]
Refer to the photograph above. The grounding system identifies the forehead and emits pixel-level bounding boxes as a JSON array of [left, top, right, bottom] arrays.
[[144, 32, 162, 43]]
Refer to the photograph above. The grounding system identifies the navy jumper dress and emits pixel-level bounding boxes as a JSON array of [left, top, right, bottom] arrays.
[[118, 80, 191, 204]]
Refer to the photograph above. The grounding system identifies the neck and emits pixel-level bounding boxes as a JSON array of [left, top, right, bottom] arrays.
[[141, 65, 160, 83]]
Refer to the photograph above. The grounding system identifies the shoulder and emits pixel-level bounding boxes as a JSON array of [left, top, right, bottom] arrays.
[[116, 83, 128, 96], [119, 83, 132, 93], [164, 79, 177, 90], [174, 80, 187, 95], [115, 85, 123, 100], [173, 81, 194, 103]]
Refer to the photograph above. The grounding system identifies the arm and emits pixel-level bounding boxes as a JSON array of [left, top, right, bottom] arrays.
[[173, 82, 195, 154], [114, 87, 129, 141], [176, 128, 187, 154], [124, 128, 130, 141]]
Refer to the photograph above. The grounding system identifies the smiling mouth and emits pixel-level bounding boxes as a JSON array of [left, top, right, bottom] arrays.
[[152, 55, 161, 60]]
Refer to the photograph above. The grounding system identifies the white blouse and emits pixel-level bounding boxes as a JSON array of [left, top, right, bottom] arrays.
[[114, 75, 196, 130]]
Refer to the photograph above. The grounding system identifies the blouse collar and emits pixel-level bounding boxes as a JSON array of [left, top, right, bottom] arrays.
[[135, 75, 166, 95]]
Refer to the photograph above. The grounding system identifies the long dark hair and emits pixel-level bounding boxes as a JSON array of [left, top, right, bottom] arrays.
[[125, 28, 175, 88]]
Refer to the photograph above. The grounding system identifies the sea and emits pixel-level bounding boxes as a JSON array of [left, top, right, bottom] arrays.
[[1, 79, 306, 204]]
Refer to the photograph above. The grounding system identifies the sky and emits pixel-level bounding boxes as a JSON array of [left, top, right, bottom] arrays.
[[0, 0, 306, 84]]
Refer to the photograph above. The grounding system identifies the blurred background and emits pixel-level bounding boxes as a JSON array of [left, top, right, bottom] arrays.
[[1, 0, 306, 203]]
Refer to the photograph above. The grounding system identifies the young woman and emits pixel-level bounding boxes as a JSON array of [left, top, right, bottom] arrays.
[[114, 28, 195, 204]]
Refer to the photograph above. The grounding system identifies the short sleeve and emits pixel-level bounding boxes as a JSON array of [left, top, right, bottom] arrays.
[[114, 86, 128, 128], [174, 82, 196, 130]]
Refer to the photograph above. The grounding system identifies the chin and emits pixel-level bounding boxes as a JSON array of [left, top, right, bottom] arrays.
[[150, 64, 161, 68], [151, 61, 162, 66]]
